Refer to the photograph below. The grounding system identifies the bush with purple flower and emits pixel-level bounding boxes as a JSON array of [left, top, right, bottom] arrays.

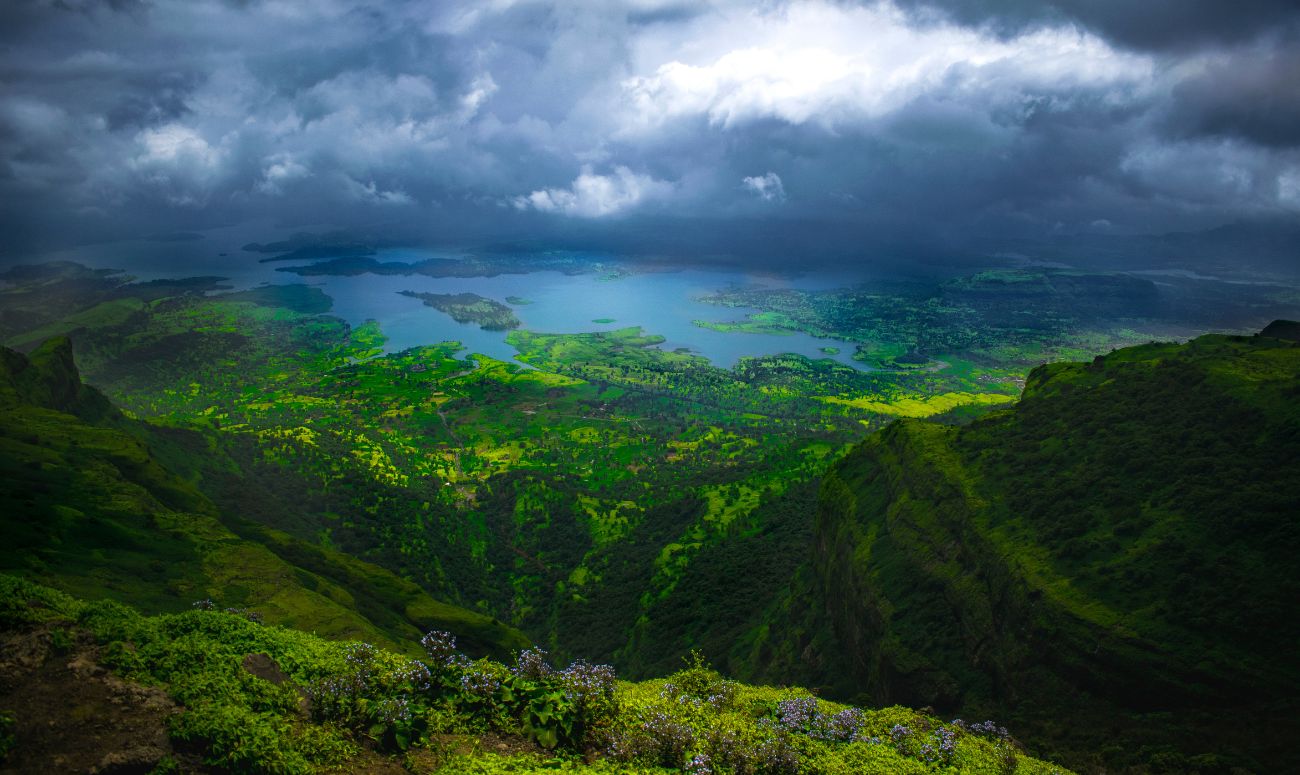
[[420, 630, 459, 667], [610, 709, 695, 768], [683, 751, 713, 774], [459, 666, 503, 698], [772, 696, 865, 742], [303, 641, 431, 752], [511, 647, 554, 681]]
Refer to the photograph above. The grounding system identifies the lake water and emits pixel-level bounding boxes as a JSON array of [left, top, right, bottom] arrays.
[[14, 230, 868, 370]]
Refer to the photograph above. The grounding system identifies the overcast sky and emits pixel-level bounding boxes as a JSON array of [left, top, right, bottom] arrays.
[[2, 0, 1298, 262]]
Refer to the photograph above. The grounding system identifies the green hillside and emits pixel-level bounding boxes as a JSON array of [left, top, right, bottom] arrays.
[[787, 330, 1300, 772], [0, 575, 1072, 774], [0, 337, 527, 659], [2, 263, 1297, 772]]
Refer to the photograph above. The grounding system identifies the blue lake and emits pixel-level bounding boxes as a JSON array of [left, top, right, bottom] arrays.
[[19, 231, 868, 370]]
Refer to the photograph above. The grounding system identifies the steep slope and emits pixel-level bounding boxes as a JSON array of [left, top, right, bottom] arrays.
[[0, 575, 1073, 774], [805, 329, 1300, 772], [0, 337, 527, 658]]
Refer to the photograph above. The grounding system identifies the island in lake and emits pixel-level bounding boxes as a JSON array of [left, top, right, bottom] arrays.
[[693, 310, 799, 335], [398, 291, 521, 330]]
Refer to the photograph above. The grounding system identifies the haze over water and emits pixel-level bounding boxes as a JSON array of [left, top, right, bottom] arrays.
[[22, 233, 868, 370]]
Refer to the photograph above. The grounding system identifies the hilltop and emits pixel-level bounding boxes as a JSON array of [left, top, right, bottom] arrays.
[[757, 328, 1300, 772]]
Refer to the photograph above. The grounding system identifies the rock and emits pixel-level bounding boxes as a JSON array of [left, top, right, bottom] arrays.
[[241, 652, 288, 685], [89, 745, 168, 773]]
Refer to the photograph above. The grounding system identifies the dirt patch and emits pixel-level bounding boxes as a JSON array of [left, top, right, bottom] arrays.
[[0, 627, 193, 774], [318, 747, 411, 775], [400, 732, 549, 772]]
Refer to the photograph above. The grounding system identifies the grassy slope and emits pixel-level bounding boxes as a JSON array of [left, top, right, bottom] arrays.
[[7, 263, 1297, 772], [799, 331, 1300, 772], [0, 337, 527, 659], [11, 271, 876, 667], [0, 575, 1073, 774], [0, 263, 1072, 674]]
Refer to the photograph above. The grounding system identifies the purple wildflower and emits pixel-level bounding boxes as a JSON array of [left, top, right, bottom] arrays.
[[420, 630, 459, 665], [511, 647, 554, 681]]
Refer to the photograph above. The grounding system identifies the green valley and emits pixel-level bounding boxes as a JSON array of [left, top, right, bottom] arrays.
[[0, 257, 1297, 773], [6, 4, 1300, 772]]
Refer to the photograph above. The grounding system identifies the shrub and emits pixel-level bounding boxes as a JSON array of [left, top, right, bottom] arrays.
[[0, 711, 15, 763], [0, 578, 1074, 775]]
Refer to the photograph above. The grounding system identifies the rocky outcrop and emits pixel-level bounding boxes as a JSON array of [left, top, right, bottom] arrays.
[[0, 337, 115, 421]]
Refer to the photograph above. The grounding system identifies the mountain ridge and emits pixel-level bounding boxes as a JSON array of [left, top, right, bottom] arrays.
[[783, 328, 1300, 771]]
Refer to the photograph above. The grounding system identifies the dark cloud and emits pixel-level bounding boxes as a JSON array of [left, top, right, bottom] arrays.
[[893, 0, 1300, 52], [0, 0, 1297, 265], [895, 0, 1300, 151], [1164, 42, 1300, 148], [626, 3, 707, 27], [103, 72, 200, 130], [51, 0, 149, 15]]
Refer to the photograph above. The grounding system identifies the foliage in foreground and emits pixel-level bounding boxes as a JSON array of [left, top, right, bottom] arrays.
[[0, 574, 1069, 774]]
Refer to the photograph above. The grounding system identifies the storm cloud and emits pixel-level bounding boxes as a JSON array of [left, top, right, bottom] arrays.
[[1, 0, 1298, 263]]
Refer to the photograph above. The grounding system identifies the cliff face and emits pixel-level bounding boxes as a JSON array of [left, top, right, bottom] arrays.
[[815, 421, 1028, 710], [809, 330, 1300, 772], [0, 335, 115, 420]]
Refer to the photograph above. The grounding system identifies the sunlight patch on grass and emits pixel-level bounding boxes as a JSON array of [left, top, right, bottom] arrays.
[[819, 391, 1014, 418]]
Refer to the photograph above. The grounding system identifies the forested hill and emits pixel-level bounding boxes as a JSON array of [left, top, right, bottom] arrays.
[[0, 336, 1074, 774], [0, 336, 528, 659], [796, 326, 1300, 772], [4, 318, 1298, 772]]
